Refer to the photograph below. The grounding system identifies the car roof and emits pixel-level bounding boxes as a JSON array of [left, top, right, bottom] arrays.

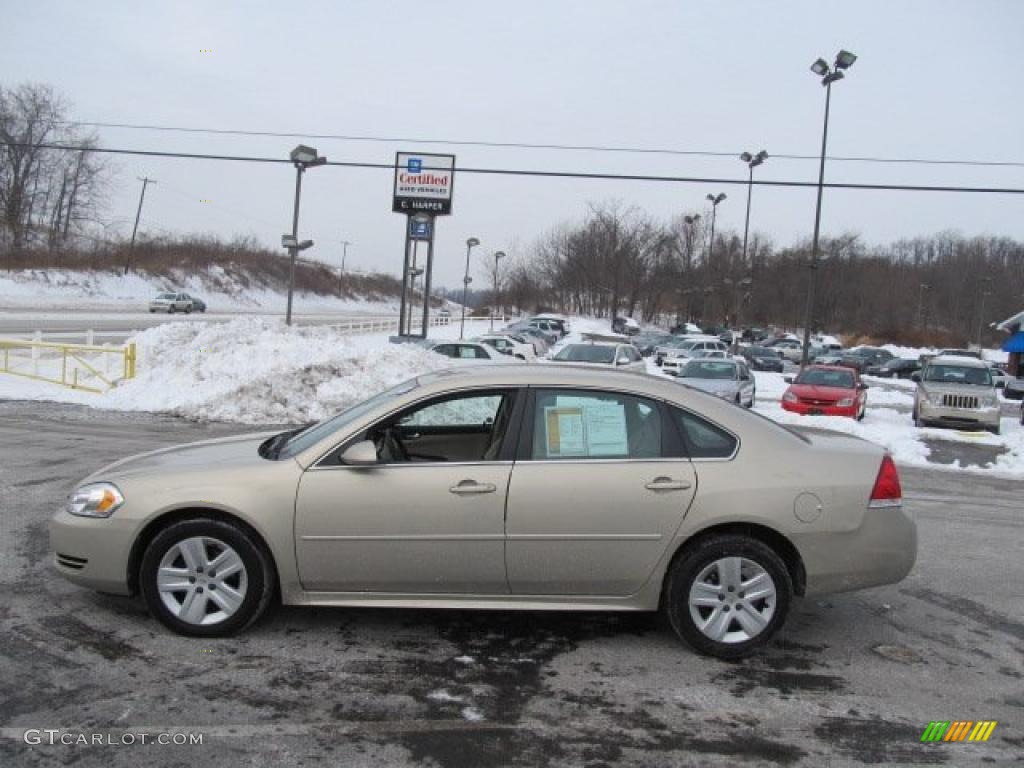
[[417, 362, 654, 389], [803, 364, 856, 373], [928, 355, 987, 367]]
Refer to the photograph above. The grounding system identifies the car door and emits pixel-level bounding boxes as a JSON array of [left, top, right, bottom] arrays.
[[505, 387, 697, 596], [737, 363, 755, 404], [294, 388, 522, 594]]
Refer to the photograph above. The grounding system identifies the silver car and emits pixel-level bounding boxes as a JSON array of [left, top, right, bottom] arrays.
[[912, 355, 1001, 434], [149, 292, 204, 314], [550, 342, 646, 372], [675, 358, 756, 408], [50, 365, 916, 658]]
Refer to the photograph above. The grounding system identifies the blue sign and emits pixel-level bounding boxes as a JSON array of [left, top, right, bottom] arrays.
[[407, 157, 422, 174], [409, 217, 432, 240]]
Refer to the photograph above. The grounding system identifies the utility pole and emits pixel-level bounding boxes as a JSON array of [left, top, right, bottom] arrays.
[[338, 239, 351, 295], [916, 283, 930, 328], [124, 177, 155, 275]]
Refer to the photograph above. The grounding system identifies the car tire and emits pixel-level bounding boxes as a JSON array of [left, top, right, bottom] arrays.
[[185, 305, 192, 314], [139, 517, 275, 637], [168, 306, 175, 314], [664, 534, 792, 659], [989, 423, 1001, 436], [857, 402, 866, 421]]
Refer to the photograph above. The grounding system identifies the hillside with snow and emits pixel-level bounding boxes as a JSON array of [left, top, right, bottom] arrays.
[[0, 266, 412, 314]]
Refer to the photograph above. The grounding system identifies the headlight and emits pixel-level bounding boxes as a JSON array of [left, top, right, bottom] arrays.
[[837, 397, 854, 407], [66, 482, 125, 518], [927, 391, 943, 405], [783, 392, 798, 403]]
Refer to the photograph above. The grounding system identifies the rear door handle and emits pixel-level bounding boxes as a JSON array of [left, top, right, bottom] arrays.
[[644, 477, 692, 491], [449, 480, 497, 495]]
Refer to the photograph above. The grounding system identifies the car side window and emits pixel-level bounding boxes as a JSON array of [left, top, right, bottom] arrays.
[[367, 391, 515, 464], [433, 344, 454, 357], [473, 346, 491, 360], [671, 408, 738, 459], [531, 389, 662, 460]]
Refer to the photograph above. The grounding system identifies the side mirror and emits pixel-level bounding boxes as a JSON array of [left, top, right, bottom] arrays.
[[784, 376, 793, 384], [340, 440, 378, 466], [910, 373, 921, 383], [859, 383, 869, 390]]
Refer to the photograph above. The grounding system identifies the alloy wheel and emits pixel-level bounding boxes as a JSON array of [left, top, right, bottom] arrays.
[[156, 536, 248, 626], [688, 556, 776, 643]]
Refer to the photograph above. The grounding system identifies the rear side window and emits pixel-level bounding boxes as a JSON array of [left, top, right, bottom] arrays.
[[671, 408, 738, 459], [531, 389, 662, 460]]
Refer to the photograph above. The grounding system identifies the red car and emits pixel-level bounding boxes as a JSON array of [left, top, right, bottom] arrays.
[[781, 365, 868, 419]]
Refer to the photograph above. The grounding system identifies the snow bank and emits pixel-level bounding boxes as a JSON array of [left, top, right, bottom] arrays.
[[0, 318, 451, 423]]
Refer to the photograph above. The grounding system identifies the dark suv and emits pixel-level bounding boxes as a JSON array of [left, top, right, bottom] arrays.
[[839, 347, 894, 373]]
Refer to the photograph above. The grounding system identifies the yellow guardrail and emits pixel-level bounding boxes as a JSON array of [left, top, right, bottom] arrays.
[[0, 338, 137, 394]]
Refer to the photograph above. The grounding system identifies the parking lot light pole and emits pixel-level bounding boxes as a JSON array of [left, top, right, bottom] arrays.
[[705, 193, 726, 269], [284, 145, 327, 326], [460, 237, 480, 338], [491, 250, 506, 332], [976, 277, 992, 346], [739, 151, 767, 268], [916, 283, 930, 328], [800, 50, 856, 367]]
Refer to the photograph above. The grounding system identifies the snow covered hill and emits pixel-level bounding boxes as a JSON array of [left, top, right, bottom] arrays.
[[0, 267, 407, 314]]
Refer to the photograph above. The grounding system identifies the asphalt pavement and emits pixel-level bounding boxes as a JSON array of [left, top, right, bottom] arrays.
[[0, 401, 1021, 767]]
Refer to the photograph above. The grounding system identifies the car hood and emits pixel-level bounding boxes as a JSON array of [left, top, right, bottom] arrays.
[[789, 384, 855, 400], [919, 382, 994, 397], [684, 379, 740, 396], [83, 431, 278, 483]]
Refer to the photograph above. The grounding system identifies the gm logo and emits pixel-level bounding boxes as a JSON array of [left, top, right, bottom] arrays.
[[407, 158, 422, 174]]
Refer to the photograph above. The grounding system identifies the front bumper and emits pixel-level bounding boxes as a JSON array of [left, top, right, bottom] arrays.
[[800, 504, 917, 595], [918, 401, 1000, 429], [49, 509, 136, 595], [782, 400, 858, 418]]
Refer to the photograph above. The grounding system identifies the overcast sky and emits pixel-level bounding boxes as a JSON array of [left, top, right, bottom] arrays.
[[4, 0, 1023, 286]]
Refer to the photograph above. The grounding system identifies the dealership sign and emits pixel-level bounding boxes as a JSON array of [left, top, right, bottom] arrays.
[[392, 152, 455, 215]]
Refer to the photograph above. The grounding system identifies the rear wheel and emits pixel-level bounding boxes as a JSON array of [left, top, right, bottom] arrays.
[[168, 305, 175, 314], [139, 518, 275, 637], [664, 534, 792, 659], [184, 305, 192, 314]]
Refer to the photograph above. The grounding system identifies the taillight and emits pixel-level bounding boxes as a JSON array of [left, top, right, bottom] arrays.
[[869, 454, 902, 508]]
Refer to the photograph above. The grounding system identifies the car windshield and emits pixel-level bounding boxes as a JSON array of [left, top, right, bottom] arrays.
[[924, 364, 992, 386], [795, 369, 855, 388], [683, 361, 736, 379], [156, 293, 175, 299], [554, 345, 616, 364], [274, 378, 420, 459]]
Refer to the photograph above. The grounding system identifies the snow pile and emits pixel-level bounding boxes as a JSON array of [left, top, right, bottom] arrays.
[[8, 318, 447, 423]]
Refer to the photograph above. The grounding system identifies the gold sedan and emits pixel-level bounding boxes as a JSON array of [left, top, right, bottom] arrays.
[[51, 365, 916, 658]]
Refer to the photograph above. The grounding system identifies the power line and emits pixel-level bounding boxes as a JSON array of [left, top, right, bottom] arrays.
[[4, 140, 1024, 195], [64, 120, 1024, 169]]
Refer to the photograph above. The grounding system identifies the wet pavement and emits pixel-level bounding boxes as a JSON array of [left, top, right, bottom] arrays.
[[0, 402, 1021, 767]]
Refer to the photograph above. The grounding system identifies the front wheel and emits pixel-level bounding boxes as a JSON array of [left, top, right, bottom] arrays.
[[664, 535, 792, 659], [139, 518, 275, 637]]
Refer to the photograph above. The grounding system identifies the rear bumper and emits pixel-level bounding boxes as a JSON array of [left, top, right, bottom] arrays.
[[918, 401, 1000, 428], [800, 504, 917, 595], [782, 400, 858, 418]]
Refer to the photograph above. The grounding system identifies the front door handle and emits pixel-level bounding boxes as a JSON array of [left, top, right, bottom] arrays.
[[449, 480, 497, 495], [644, 477, 692, 491]]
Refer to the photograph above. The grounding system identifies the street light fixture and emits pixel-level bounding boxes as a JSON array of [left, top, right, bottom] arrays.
[[491, 251, 506, 331], [460, 237, 480, 338], [705, 194, 727, 269], [799, 49, 856, 367], [739, 150, 768, 271], [284, 144, 327, 326]]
